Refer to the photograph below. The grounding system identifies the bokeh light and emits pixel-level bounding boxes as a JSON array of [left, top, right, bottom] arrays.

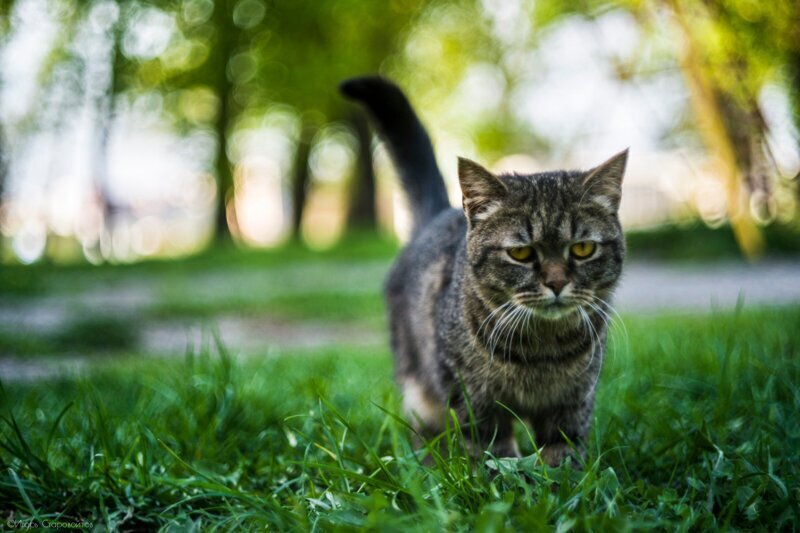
[[0, 0, 797, 263]]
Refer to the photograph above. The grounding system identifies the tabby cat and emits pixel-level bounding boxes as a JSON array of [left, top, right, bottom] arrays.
[[341, 77, 626, 466]]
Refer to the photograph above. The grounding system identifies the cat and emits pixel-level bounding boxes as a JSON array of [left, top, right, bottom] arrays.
[[340, 76, 626, 466]]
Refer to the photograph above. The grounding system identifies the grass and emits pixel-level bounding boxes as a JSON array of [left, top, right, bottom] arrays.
[[2, 221, 799, 298], [0, 317, 138, 357], [624, 222, 800, 262], [150, 292, 387, 324], [0, 237, 393, 358], [1, 230, 799, 528], [0, 231, 399, 296], [1, 306, 798, 530]]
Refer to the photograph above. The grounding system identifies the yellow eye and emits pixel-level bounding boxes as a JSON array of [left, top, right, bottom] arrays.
[[570, 241, 596, 259], [508, 246, 534, 262]]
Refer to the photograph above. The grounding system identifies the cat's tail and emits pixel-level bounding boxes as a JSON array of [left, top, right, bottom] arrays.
[[340, 76, 450, 231]]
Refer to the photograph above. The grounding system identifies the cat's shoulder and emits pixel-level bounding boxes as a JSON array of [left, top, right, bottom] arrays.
[[386, 208, 465, 290], [406, 208, 465, 257]]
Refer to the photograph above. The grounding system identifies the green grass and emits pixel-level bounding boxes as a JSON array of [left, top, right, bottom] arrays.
[[1, 306, 798, 530], [49, 317, 138, 353], [0, 236, 393, 358], [1, 230, 799, 527], [0, 231, 399, 295], [150, 292, 386, 324], [625, 222, 800, 262], [0, 317, 139, 357]]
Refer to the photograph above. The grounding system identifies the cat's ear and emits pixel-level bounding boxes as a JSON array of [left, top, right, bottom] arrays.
[[582, 148, 628, 213], [458, 157, 507, 224]]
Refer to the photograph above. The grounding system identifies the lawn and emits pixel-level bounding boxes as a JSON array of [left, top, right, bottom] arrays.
[[1, 233, 799, 530], [2, 303, 798, 530]]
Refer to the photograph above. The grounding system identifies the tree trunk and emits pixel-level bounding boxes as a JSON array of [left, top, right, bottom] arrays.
[[0, 5, 12, 207], [718, 93, 774, 217], [93, 8, 125, 238], [789, 49, 800, 201], [346, 112, 377, 231], [0, 124, 6, 205], [290, 122, 315, 238], [211, 0, 237, 243], [667, 0, 765, 259], [213, 95, 235, 242]]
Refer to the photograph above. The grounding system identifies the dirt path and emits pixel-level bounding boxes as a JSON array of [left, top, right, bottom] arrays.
[[2, 259, 799, 382], [616, 259, 800, 312]]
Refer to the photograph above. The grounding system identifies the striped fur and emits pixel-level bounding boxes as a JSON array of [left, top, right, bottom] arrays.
[[345, 77, 627, 465]]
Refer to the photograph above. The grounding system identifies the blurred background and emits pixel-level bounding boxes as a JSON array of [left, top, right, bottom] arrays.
[[3, 2, 800, 524], [0, 0, 798, 263], [0, 0, 799, 376]]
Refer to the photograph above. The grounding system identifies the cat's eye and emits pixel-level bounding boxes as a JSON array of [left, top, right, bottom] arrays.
[[507, 246, 535, 262], [570, 241, 596, 259]]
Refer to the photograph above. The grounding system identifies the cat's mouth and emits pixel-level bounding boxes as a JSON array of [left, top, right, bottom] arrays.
[[516, 298, 578, 319], [536, 301, 578, 319]]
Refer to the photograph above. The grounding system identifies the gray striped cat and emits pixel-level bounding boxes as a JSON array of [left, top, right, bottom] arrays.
[[341, 77, 626, 466]]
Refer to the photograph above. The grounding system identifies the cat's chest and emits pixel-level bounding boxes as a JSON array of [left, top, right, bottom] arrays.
[[476, 351, 597, 412]]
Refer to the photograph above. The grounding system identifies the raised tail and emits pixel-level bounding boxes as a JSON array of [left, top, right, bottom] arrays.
[[340, 76, 450, 232]]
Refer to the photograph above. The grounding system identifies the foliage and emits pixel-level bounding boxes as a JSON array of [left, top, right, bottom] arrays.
[[1, 306, 799, 529], [0, 317, 136, 356], [49, 317, 137, 352], [2, 0, 798, 257], [625, 222, 800, 261]]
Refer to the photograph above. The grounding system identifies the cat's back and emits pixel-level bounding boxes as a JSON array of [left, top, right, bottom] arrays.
[[385, 207, 465, 380], [386, 208, 465, 298]]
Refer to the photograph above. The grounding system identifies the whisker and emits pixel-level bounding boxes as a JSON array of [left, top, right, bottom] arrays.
[[473, 301, 512, 351], [584, 301, 611, 331], [506, 306, 528, 362], [582, 362, 603, 403], [473, 300, 513, 343], [499, 307, 515, 362], [487, 304, 516, 360], [578, 307, 599, 376], [500, 306, 522, 361], [587, 294, 630, 357], [523, 307, 536, 343], [575, 303, 604, 397], [500, 305, 523, 362]]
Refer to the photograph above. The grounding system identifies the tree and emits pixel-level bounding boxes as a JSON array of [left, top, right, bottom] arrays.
[[128, 0, 245, 243], [0, 1, 19, 209], [253, 0, 430, 237], [346, 112, 376, 229], [0, 0, 15, 210], [124, 0, 427, 241], [0, 0, 95, 258], [660, 0, 800, 257], [208, 0, 239, 242], [525, 0, 798, 258]]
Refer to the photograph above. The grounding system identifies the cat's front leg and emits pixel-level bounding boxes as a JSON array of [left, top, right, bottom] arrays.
[[531, 399, 594, 467], [462, 410, 520, 459], [538, 442, 575, 467], [488, 431, 521, 459]]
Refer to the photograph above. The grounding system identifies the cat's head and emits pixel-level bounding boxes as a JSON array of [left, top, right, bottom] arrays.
[[459, 150, 627, 320]]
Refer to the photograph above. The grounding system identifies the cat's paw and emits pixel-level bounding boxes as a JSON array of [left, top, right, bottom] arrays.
[[490, 436, 521, 459], [540, 443, 578, 467]]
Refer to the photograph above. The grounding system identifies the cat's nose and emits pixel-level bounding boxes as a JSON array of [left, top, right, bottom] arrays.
[[545, 279, 568, 296]]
